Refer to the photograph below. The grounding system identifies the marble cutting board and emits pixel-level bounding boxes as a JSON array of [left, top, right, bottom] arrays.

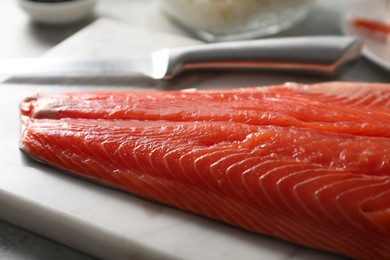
[[0, 18, 345, 259]]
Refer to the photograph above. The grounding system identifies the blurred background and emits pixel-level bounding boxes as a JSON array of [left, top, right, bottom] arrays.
[[0, 0, 359, 59]]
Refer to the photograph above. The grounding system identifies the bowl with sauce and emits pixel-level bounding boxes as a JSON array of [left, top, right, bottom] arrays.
[[18, 0, 97, 25], [160, 0, 312, 41]]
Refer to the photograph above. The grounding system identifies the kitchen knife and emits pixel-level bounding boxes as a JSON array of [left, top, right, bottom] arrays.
[[0, 36, 362, 79]]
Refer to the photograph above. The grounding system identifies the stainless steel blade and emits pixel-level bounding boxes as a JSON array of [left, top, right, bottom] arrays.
[[0, 50, 169, 79]]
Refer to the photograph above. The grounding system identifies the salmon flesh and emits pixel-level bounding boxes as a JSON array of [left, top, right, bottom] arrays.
[[19, 82, 390, 259]]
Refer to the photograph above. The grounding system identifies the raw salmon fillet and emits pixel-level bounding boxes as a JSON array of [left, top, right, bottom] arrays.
[[20, 82, 390, 259]]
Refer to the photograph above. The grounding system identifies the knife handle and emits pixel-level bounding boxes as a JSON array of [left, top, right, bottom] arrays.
[[165, 36, 362, 77]]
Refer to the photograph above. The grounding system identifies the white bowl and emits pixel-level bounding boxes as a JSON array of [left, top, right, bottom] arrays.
[[18, 0, 97, 25], [160, 0, 312, 41]]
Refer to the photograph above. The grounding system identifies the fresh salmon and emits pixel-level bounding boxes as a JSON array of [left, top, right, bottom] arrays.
[[20, 82, 390, 259]]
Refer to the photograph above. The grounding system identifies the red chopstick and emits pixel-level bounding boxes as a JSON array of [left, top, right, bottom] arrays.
[[353, 17, 390, 35]]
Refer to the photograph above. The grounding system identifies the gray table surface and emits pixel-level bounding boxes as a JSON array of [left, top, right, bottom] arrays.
[[1, 0, 390, 259]]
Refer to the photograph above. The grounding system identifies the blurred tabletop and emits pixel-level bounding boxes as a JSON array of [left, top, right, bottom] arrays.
[[1, 0, 390, 259]]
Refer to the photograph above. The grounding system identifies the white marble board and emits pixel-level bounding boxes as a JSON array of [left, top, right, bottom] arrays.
[[0, 18, 345, 259]]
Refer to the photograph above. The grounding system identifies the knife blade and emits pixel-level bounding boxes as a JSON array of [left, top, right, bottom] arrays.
[[0, 36, 362, 79]]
